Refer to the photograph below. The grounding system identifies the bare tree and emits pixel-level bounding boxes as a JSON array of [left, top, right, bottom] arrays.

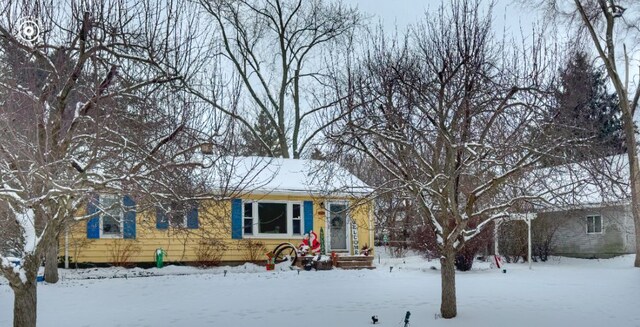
[[0, 1, 217, 326], [338, 152, 418, 255], [333, 0, 563, 318], [528, 0, 640, 267], [190, 0, 361, 158]]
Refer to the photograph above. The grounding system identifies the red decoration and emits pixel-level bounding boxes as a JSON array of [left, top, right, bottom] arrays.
[[300, 230, 321, 255], [265, 252, 275, 270]]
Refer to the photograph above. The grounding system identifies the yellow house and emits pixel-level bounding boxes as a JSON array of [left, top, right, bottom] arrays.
[[63, 157, 374, 266]]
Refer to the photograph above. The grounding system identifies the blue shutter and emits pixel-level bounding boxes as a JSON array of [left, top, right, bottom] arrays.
[[123, 195, 136, 239], [187, 203, 199, 229], [303, 201, 313, 234], [86, 194, 100, 239], [231, 198, 242, 239], [156, 206, 169, 229]]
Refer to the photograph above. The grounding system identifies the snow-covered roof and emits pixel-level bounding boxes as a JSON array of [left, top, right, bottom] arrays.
[[200, 156, 372, 197], [526, 154, 630, 210]]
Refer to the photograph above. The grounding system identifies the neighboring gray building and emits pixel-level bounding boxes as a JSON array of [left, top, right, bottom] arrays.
[[527, 155, 636, 259], [541, 204, 635, 258]]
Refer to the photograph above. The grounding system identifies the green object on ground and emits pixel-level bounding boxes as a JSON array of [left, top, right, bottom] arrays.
[[155, 248, 166, 268]]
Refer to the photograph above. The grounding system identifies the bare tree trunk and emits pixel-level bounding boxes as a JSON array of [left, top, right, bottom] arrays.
[[611, 48, 640, 269], [624, 130, 640, 267], [44, 239, 59, 283], [631, 187, 640, 267], [440, 247, 457, 318], [610, 71, 640, 267], [569, 0, 640, 268], [13, 281, 37, 327]]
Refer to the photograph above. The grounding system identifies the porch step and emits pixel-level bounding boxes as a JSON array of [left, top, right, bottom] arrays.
[[335, 261, 375, 269], [334, 255, 375, 269], [335, 255, 374, 262]]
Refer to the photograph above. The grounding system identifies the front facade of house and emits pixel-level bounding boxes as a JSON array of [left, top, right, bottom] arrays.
[[542, 204, 635, 258], [62, 157, 374, 265]]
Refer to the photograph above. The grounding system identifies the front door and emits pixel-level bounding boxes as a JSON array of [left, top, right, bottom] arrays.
[[328, 203, 348, 250]]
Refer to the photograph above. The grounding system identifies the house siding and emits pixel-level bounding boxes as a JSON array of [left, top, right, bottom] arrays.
[[62, 194, 373, 265], [542, 204, 635, 258]]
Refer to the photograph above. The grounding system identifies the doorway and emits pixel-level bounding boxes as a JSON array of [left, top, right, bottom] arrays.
[[327, 202, 349, 251]]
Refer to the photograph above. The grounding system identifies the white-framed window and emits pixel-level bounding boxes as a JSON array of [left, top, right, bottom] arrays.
[[292, 203, 302, 235], [156, 201, 198, 230], [100, 195, 123, 238], [169, 202, 188, 228], [586, 215, 603, 234], [243, 202, 254, 235], [242, 201, 304, 237]]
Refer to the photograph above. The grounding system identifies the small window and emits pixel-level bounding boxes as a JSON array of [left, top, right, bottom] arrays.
[[243, 202, 253, 235], [292, 203, 302, 235], [587, 215, 602, 234], [158, 201, 197, 229], [168, 202, 187, 228], [101, 195, 122, 238]]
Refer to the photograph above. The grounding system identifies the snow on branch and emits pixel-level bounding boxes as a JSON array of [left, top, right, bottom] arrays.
[[13, 207, 38, 255]]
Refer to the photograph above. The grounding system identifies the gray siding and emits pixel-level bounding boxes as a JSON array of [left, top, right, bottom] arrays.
[[542, 204, 635, 258]]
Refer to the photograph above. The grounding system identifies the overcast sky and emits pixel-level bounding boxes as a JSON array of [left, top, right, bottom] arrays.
[[346, 0, 640, 95], [346, 0, 539, 38]]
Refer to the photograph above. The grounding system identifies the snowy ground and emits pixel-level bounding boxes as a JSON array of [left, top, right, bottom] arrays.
[[2, 248, 640, 327]]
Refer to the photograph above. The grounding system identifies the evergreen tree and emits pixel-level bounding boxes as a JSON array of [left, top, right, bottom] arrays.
[[550, 51, 625, 163], [240, 110, 282, 157], [310, 147, 326, 160]]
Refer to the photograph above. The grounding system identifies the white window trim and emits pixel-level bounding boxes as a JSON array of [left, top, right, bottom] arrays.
[[158, 202, 193, 229], [242, 200, 304, 238], [169, 214, 188, 228], [167, 204, 188, 228], [586, 215, 603, 234], [291, 203, 303, 236], [242, 201, 254, 236], [100, 194, 123, 239]]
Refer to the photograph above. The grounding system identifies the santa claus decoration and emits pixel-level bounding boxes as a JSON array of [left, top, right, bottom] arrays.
[[299, 230, 321, 255]]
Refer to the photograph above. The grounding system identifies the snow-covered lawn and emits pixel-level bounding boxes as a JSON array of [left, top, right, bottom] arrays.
[[2, 250, 640, 327]]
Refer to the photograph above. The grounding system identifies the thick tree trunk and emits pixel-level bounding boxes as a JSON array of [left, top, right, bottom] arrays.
[[13, 281, 37, 327], [573, 0, 640, 268], [626, 140, 640, 268], [619, 100, 640, 268], [440, 248, 457, 318], [44, 239, 59, 283]]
